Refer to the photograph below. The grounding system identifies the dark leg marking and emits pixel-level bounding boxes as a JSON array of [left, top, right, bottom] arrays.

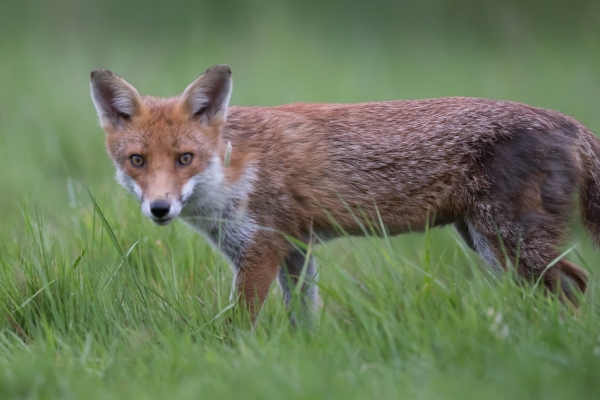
[[278, 249, 318, 327]]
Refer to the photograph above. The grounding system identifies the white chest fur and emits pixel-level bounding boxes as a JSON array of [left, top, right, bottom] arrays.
[[179, 155, 257, 266]]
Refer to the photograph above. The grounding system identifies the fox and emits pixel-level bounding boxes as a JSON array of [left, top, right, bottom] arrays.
[[90, 64, 598, 325]]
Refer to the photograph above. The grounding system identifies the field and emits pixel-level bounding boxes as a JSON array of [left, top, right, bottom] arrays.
[[1, 1, 600, 398]]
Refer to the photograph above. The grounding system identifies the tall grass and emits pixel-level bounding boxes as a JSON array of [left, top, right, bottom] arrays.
[[1, 184, 599, 399]]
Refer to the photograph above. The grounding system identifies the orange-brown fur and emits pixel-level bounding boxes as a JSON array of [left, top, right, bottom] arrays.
[[105, 98, 220, 200], [91, 65, 599, 324]]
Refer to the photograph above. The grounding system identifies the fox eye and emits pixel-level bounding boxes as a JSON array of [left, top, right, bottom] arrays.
[[179, 153, 193, 166], [130, 155, 144, 167]]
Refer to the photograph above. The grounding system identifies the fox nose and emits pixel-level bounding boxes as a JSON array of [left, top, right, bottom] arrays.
[[150, 200, 170, 218]]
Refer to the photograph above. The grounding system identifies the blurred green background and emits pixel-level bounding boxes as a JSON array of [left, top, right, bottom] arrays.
[[1, 2, 600, 398], [1, 0, 599, 225]]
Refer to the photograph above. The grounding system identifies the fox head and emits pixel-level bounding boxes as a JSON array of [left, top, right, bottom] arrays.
[[90, 65, 232, 225]]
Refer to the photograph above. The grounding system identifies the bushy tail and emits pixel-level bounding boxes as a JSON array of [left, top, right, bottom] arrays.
[[579, 129, 600, 245]]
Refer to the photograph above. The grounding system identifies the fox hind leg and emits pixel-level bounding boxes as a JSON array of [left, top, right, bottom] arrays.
[[466, 203, 588, 306], [465, 128, 588, 305], [454, 218, 476, 252], [455, 218, 504, 274]]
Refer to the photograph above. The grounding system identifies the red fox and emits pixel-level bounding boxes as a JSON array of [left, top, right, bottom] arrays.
[[91, 64, 597, 324]]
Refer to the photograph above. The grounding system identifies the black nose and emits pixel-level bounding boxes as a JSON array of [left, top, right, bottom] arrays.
[[150, 200, 170, 218]]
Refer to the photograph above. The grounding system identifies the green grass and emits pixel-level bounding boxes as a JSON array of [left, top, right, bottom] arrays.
[[3, 190, 600, 400], [1, 1, 600, 398]]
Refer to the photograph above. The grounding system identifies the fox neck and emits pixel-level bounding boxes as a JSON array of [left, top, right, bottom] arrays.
[[179, 150, 257, 258]]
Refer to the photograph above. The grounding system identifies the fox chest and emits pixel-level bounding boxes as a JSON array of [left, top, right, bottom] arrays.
[[179, 202, 256, 267]]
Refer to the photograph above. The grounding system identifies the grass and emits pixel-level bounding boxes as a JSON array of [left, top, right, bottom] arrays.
[[1, 0, 600, 398], [2, 191, 600, 400]]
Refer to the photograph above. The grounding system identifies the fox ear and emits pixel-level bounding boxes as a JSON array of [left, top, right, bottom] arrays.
[[180, 64, 232, 128], [90, 69, 141, 130]]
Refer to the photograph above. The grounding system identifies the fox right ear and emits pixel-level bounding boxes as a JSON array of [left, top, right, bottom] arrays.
[[180, 64, 232, 129], [90, 69, 141, 130]]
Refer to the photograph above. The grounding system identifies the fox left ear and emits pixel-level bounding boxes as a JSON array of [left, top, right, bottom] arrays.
[[90, 69, 142, 130], [180, 64, 232, 128]]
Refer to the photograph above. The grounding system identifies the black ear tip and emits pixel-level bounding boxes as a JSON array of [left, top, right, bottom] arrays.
[[221, 64, 231, 75], [90, 69, 113, 80], [204, 64, 232, 77]]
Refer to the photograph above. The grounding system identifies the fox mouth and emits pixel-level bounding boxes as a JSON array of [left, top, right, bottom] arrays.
[[150, 217, 174, 226]]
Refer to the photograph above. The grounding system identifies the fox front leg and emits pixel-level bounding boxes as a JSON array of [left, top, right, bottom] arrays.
[[230, 235, 285, 324], [279, 249, 318, 328]]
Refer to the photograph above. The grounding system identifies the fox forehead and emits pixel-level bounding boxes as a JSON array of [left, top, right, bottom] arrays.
[[105, 96, 216, 160]]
